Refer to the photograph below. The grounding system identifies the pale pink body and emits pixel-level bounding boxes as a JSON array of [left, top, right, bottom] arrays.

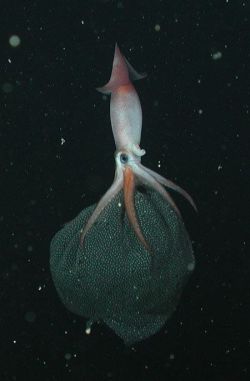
[[80, 44, 196, 251]]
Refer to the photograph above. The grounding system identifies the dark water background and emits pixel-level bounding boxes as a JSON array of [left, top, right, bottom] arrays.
[[1, 0, 249, 380]]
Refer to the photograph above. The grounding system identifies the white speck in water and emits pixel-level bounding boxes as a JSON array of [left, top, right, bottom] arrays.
[[85, 319, 93, 335], [64, 353, 72, 361], [9, 35, 21, 47], [85, 327, 91, 335], [212, 51, 222, 60]]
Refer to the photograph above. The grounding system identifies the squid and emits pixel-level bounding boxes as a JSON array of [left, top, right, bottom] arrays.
[[80, 44, 196, 251]]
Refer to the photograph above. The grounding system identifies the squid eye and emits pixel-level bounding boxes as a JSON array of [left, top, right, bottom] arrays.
[[120, 153, 128, 164]]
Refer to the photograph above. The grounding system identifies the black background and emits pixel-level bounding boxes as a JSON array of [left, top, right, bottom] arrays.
[[0, 0, 249, 380]]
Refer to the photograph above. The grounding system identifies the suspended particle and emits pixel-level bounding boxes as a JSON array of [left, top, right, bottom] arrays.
[[64, 353, 72, 361], [85, 326, 91, 335], [211, 51, 222, 60], [154, 24, 161, 32], [9, 35, 21, 48], [85, 319, 93, 335], [27, 245, 33, 252]]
